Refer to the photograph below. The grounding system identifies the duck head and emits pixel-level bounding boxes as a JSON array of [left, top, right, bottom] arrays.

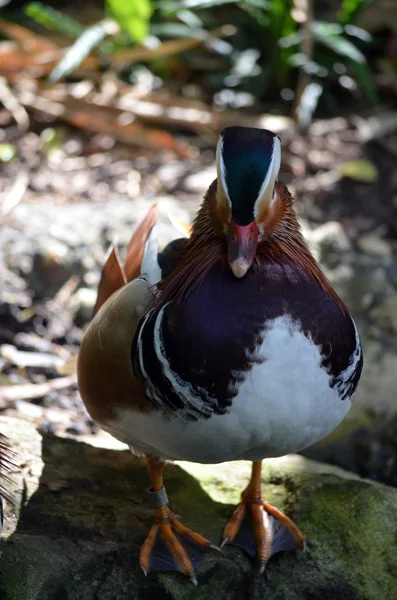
[[215, 126, 281, 278], [158, 125, 308, 306]]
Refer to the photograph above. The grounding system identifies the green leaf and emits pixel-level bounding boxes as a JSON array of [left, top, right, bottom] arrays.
[[151, 23, 202, 38], [48, 22, 112, 83], [339, 159, 378, 183], [279, 32, 302, 49], [337, 0, 372, 25], [310, 20, 376, 101], [0, 144, 16, 162], [344, 24, 371, 42], [312, 22, 366, 64], [106, 0, 153, 44], [157, 0, 266, 15], [40, 128, 64, 154], [350, 60, 378, 102], [311, 22, 343, 37], [25, 2, 84, 39]]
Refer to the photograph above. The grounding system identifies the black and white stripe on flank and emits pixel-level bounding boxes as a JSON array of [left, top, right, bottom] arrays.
[[331, 320, 363, 401], [132, 305, 222, 421]]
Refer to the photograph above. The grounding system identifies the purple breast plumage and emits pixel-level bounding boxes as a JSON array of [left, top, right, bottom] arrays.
[[132, 252, 363, 426]]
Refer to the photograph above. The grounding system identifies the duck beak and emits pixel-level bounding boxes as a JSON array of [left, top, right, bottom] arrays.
[[227, 219, 259, 279]]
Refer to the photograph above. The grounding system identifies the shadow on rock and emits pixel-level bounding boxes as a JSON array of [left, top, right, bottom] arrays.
[[0, 429, 255, 600]]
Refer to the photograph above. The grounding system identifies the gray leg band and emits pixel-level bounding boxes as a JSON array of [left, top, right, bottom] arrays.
[[147, 486, 168, 509]]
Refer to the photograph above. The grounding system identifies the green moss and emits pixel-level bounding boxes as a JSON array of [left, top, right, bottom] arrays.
[[305, 479, 397, 597]]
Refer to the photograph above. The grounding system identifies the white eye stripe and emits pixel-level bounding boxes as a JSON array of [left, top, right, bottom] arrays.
[[253, 136, 281, 218], [216, 135, 231, 207]]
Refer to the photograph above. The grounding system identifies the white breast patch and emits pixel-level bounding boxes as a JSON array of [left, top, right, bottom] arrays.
[[104, 314, 353, 463]]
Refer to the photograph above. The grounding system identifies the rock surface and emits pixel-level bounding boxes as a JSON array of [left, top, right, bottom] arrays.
[[0, 416, 396, 600]]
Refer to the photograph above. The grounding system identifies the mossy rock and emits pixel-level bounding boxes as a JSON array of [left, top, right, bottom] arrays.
[[0, 416, 396, 600]]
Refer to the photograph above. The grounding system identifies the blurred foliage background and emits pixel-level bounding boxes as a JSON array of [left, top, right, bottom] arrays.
[[1, 0, 396, 122]]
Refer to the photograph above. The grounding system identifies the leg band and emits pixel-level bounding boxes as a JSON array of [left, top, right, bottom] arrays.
[[147, 486, 168, 509]]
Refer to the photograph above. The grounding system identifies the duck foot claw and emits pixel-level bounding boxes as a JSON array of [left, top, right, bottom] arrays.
[[221, 499, 305, 570], [139, 507, 215, 580]]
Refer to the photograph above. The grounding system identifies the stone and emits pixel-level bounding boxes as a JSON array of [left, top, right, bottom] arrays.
[[183, 166, 216, 194], [156, 162, 188, 190], [1, 197, 194, 300], [69, 287, 97, 323], [0, 416, 396, 599]]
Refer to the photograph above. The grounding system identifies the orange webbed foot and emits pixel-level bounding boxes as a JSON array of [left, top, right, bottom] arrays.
[[140, 456, 218, 584], [221, 462, 305, 573], [139, 505, 218, 584]]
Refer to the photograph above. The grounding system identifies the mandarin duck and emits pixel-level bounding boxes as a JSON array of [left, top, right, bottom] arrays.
[[77, 126, 363, 584]]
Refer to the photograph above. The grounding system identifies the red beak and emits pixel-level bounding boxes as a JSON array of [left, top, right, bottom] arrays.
[[227, 219, 259, 278]]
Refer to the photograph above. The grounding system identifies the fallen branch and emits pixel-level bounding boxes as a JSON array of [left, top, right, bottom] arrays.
[[0, 17, 58, 54], [1, 170, 29, 216], [0, 375, 77, 405], [18, 91, 191, 155], [0, 76, 29, 130], [19, 85, 291, 141], [110, 26, 234, 67], [354, 112, 397, 142], [0, 345, 66, 370]]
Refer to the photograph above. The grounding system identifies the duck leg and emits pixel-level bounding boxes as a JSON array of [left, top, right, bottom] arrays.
[[139, 456, 217, 584], [221, 461, 305, 573]]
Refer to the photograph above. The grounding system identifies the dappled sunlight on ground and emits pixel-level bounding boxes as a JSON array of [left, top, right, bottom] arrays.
[[177, 454, 311, 505]]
